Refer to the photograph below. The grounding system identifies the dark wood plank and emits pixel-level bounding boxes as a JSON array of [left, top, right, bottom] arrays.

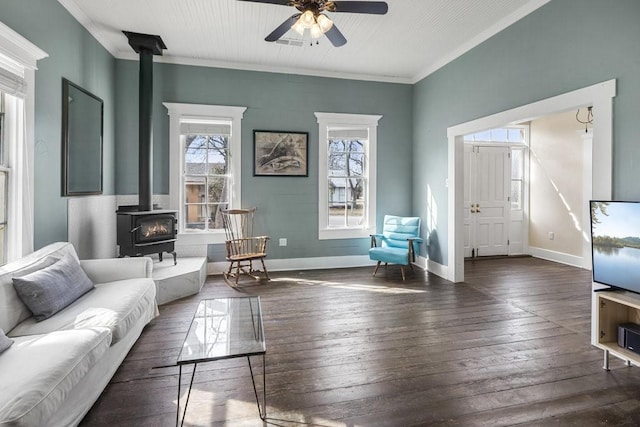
[[79, 258, 640, 426]]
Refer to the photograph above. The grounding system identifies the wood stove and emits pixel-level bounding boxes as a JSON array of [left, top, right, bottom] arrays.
[[116, 32, 178, 264], [117, 208, 177, 264]]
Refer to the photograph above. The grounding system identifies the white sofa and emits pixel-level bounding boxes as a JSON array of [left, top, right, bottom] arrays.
[[0, 242, 158, 427]]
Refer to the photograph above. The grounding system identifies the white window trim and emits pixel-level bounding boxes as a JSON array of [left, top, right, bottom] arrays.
[[315, 112, 381, 240], [164, 102, 246, 245], [0, 21, 47, 261]]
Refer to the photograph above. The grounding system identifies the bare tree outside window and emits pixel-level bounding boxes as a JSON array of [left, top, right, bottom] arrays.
[[327, 138, 366, 227], [184, 134, 230, 231]]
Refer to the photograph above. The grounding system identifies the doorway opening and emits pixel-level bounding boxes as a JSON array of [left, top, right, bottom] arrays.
[[447, 79, 616, 283]]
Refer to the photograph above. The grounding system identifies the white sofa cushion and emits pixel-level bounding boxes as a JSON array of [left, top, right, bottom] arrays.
[[0, 329, 13, 354], [8, 277, 157, 344], [80, 257, 153, 283], [0, 328, 111, 427], [12, 253, 95, 321], [0, 242, 77, 332]]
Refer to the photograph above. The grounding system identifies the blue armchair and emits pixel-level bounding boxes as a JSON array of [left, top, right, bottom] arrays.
[[369, 215, 423, 280]]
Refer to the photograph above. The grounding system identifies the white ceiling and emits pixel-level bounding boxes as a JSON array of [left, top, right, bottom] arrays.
[[58, 0, 551, 84]]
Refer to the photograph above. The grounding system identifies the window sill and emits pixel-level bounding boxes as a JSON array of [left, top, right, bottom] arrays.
[[178, 230, 226, 245], [319, 226, 374, 240]]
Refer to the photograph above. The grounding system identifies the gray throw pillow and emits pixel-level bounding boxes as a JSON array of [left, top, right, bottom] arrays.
[[0, 328, 14, 354], [12, 253, 95, 321]]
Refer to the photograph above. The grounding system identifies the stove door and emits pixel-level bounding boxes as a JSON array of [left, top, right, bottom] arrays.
[[135, 214, 177, 243]]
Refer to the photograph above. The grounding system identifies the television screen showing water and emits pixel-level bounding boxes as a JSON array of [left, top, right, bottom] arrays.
[[591, 201, 640, 294]]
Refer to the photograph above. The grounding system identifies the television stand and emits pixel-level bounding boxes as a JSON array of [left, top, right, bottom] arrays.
[[595, 290, 640, 370]]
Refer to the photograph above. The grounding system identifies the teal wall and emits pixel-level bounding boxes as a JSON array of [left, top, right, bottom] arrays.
[[115, 62, 413, 260], [0, 0, 116, 249], [412, 0, 640, 265], [4, 0, 639, 264]]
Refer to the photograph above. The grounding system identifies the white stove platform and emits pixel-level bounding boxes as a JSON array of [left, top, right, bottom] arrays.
[[151, 257, 207, 305]]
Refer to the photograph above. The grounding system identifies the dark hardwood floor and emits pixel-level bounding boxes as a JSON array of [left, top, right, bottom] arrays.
[[80, 257, 640, 426]]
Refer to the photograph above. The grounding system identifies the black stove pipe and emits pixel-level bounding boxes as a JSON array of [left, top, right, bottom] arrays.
[[138, 49, 153, 211], [123, 31, 166, 211]]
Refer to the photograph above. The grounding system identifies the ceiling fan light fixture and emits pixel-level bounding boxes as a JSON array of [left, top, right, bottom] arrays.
[[317, 14, 333, 33], [254, 0, 388, 47], [310, 23, 323, 39], [291, 19, 306, 35], [300, 10, 315, 27]]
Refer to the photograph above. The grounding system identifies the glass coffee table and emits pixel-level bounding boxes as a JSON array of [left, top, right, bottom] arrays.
[[176, 296, 266, 426]]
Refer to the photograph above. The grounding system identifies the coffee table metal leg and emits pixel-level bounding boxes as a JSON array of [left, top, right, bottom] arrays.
[[247, 355, 267, 420], [176, 365, 181, 427], [262, 353, 266, 420], [177, 363, 198, 427]]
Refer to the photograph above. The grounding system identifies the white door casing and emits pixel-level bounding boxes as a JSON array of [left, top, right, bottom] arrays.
[[447, 79, 615, 283], [463, 145, 473, 258]]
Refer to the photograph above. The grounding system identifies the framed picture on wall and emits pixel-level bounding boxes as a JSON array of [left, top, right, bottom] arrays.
[[253, 130, 308, 177], [61, 78, 104, 196]]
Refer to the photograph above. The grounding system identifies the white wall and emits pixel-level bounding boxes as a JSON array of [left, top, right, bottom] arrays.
[[529, 110, 585, 257], [67, 194, 170, 260]]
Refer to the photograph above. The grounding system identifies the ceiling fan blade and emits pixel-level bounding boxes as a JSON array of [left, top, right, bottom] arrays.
[[331, 1, 388, 14], [265, 14, 301, 41], [325, 24, 347, 47], [237, 0, 290, 5]]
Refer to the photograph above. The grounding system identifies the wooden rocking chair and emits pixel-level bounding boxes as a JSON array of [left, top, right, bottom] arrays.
[[221, 208, 270, 286]]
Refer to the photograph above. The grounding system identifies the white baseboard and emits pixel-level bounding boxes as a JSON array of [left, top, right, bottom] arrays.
[[207, 254, 451, 279], [207, 255, 376, 275], [416, 255, 448, 280], [529, 246, 588, 269]]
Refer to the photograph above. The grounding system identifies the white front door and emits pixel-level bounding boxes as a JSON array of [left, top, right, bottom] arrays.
[[464, 145, 511, 257]]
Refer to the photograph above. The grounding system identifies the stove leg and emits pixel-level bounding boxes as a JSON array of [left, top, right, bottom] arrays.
[[171, 251, 177, 265], [159, 252, 163, 262]]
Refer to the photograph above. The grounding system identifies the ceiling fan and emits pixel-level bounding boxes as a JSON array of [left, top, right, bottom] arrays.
[[238, 0, 389, 47]]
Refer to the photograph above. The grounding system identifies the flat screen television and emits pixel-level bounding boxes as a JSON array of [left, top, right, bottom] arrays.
[[591, 200, 640, 294]]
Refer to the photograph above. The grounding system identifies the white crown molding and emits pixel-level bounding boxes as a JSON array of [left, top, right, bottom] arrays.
[[56, 0, 412, 84], [57, 0, 121, 55], [116, 51, 413, 84], [410, 0, 552, 84], [58, 0, 549, 86]]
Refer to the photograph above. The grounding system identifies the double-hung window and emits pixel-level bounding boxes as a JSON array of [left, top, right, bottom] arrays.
[[182, 121, 231, 231], [0, 98, 6, 264], [164, 103, 246, 245], [315, 112, 381, 240], [0, 29, 46, 262]]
